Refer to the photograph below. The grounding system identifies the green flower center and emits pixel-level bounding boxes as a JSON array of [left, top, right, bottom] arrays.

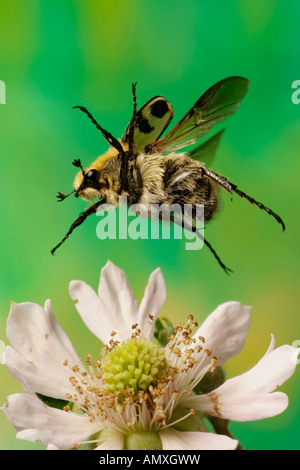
[[102, 337, 166, 394]]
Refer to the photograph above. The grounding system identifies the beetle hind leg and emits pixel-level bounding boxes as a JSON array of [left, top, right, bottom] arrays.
[[203, 168, 285, 231]]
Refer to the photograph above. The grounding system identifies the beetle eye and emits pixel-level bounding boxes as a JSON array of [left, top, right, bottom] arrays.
[[86, 169, 99, 180], [82, 168, 101, 190]]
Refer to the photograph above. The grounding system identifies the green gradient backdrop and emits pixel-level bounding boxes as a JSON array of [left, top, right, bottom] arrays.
[[0, 0, 299, 450]]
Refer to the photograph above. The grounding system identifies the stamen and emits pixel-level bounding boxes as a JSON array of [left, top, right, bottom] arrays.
[[60, 314, 216, 441]]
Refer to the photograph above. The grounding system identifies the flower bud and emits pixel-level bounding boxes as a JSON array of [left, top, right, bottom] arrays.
[[171, 406, 208, 432], [193, 366, 225, 394], [124, 431, 162, 450]]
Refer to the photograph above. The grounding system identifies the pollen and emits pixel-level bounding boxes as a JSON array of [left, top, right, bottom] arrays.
[[101, 337, 167, 395], [62, 314, 215, 437]]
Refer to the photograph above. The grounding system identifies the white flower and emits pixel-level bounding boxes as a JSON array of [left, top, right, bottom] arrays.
[[1, 261, 298, 450]]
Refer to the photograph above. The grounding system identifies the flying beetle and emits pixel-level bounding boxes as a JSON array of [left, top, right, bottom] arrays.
[[51, 77, 285, 273]]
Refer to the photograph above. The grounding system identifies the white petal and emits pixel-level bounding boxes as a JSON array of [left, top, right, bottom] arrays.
[[44, 299, 82, 359], [2, 347, 33, 393], [182, 391, 288, 422], [98, 261, 138, 327], [216, 343, 298, 396], [3, 346, 43, 394], [95, 433, 124, 450], [0, 340, 5, 357], [4, 302, 85, 399], [69, 261, 139, 344], [69, 279, 114, 344], [193, 301, 251, 364], [263, 333, 275, 357], [2, 393, 99, 450], [138, 268, 166, 339], [182, 342, 297, 422], [159, 428, 238, 450]]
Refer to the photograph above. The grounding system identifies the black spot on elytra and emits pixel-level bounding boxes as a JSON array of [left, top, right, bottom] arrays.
[[137, 117, 154, 134], [150, 99, 169, 118]]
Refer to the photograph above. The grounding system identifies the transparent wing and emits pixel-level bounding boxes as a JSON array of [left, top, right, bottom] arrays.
[[144, 76, 249, 154], [123, 96, 174, 153], [189, 129, 225, 167]]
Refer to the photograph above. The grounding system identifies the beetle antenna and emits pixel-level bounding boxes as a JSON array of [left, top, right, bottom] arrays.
[[56, 158, 86, 202], [56, 189, 76, 202], [72, 158, 85, 176]]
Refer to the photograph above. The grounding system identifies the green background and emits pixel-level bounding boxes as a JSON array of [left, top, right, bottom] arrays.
[[0, 0, 299, 450]]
